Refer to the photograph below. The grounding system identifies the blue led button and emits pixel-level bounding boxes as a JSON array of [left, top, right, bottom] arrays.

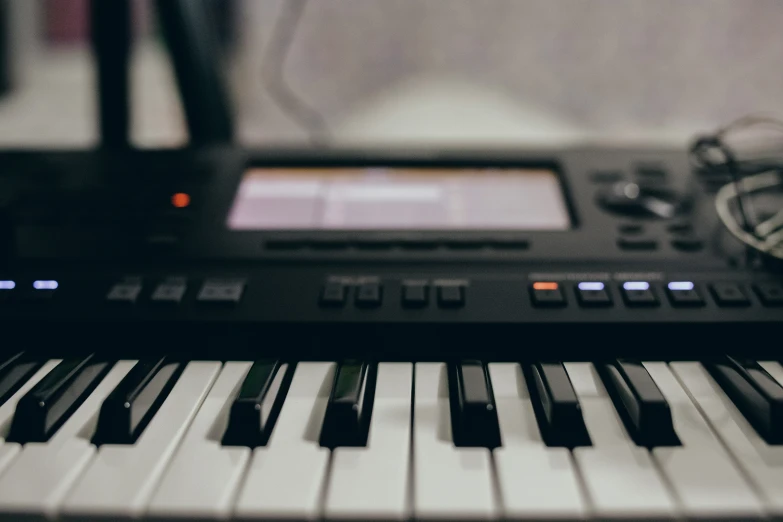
[[27, 280, 59, 301], [621, 281, 659, 307], [666, 281, 705, 307], [0, 280, 15, 302], [576, 282, 612, 307]]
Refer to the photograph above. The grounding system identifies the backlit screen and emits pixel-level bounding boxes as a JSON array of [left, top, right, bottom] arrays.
[[227, 167, 571, 230]]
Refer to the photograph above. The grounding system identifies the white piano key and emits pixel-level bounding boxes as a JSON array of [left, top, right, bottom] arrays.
[[672, 362, 783, 517], [147, 361, 253, 520], [644, 361, 723, 448], [62, 361, 220, 519], [234, 362, 334, 521], [413, 363, 498, 521], [489, 363, 586, 521], [0, 359, 61, 441], [0, 361, 136, 519], [324, 363, 412, 521], [564, 362, 676, 520], [644, 362, 764, 520], [0, 443, 19, 475], [759, 360, 783, 386], [564, 362, 632, 448]]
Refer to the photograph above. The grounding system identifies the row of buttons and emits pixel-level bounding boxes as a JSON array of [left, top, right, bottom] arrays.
[[321, 281, 466, 309], [266, 237, 530, 252], [106, 278, 246, 306], [320, 279, 783, 310], [531, 281, 783, 308], [617, 236, 704, 252], [0, 280, 59, 302]]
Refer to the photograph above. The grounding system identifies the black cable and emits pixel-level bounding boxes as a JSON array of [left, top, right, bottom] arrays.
[[690, 114, 783, 267], [690, 135, 756, 236], [261, 0, 331, 146]]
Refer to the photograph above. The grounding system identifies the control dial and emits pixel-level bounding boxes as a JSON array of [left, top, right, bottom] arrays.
[[597, 182, 690, 219]]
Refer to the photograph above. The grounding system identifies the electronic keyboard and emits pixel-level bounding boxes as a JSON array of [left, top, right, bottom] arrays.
[[0, 146, 781, 520], [0, 356, 781, 520]]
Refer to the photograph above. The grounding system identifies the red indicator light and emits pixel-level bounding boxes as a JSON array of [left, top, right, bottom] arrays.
[[171, 193, 191, 208], [533, 282, 559, 291]]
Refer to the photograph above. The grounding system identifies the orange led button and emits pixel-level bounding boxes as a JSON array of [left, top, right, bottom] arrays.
[[171, 192, 191, 209], [531, 282, 566, 307]]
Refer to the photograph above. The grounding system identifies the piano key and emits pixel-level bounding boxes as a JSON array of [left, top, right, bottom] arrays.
[[0, 361, 136, 518], [643, 361, 725, 449], [599, 359, 679, 446], [528, 362, 590, 447], [324, 363, 412, 521], [449, 360, 501, 448], [413, 362, 499, 520], [705, 357, 783, 444], [61, 361, 220, 519], [489, 363, 587, 520], [320, 360, 374, 448], [564, 363, 676, 519], [759, 361, 783, 387], [0, 352, 42, 408], [92, 357, 183, 445], [222, 359, 289, 447], [0, 360, 61, 442], [644, 362, 764, 520], [234, 362, 334, 521], [148, 362, 254, 520], [671, 361, 783, 518], [7, 355, 112, 443]]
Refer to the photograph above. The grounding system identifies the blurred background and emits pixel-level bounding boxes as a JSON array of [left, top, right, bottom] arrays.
[[1, 0, 782, 149]]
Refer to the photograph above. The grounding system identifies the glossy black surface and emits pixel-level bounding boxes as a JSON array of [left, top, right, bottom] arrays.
[[528, 362, 591, 447], [222, 360, 289, 447], [0, 146, 779, 362], [449, 361, 501, 448], [93, 357, 183, 445], [600, 360, 679, 447], [7, 355, 112, 443], [706, 357, 783, 444], [320, 361, 374, 448], [0, 352, 41, 407]]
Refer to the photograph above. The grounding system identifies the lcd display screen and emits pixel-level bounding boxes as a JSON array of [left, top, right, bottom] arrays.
[[228, 167, 571, 230]]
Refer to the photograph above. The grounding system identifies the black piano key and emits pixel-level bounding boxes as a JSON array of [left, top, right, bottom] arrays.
[[448, 360, 501, 448], [599, 360, 679, 447], [0, 352, 43, 408], [319, 361, 375, 448], [92, 357, 183, 445], [706, 357, 783, 444], [222, 360, 291, 447], [528, 362, 591, 447], [7, 355, 112, 443]]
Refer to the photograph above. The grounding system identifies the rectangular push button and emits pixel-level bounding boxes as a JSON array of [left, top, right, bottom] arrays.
[[437, 284, 465, 309], [621, 282, 659, 307], [355, 282, 382, 308], [402, 281, 429, 308], [150, 278, 187, 305], [576, 282, 612, 307], [710, 283, 750, 307], [197, 279, 245, 306], [320, 281, 347, 308], [531, 282, 566, 308], [754, 283, 783, 307], [666, 281, 705, 307], [106, 278, 143, 305]]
